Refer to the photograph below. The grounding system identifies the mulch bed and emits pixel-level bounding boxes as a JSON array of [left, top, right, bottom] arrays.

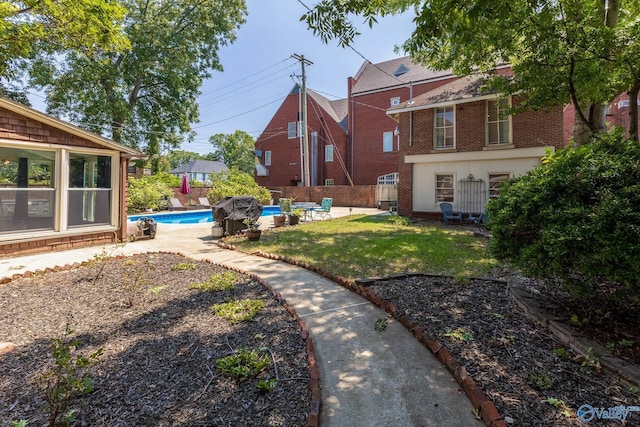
[[366, 275, 639, 426], [0, 253, 310, 426]]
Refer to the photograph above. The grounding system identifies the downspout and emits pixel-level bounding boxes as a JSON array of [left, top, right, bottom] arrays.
[[409, 82, 414, 146]]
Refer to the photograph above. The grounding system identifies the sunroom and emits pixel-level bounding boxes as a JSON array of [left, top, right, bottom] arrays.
[[0, 98, 144, 257]]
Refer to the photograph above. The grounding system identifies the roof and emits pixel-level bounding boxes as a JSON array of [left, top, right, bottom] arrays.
[[169, 159, 229, 174], [290, 84, 348, 130], [308, 89, 348, 130], [351, 56, 454, 95], [387, 74, 499, 114], [0, 97, 145, 159]]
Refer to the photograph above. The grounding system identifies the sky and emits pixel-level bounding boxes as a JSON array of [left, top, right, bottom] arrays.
[[184, 0, 415, 154], [25, 0, 415, 156]]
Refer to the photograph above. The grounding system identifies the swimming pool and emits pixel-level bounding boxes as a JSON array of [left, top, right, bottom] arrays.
[[128, 206, 281, 225]]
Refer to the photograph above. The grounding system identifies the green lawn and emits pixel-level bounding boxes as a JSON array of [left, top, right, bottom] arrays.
[[228, 215, 498, 280]]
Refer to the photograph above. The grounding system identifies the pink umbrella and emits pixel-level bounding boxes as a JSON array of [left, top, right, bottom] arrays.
[[179, 173, 191, 203]]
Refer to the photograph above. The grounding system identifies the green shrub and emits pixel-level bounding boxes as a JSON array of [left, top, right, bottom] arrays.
[[127, 176, 173, 213], [207, 169, 271, 205], [487, 128, 640, 295], [210, 299, 264, 323]]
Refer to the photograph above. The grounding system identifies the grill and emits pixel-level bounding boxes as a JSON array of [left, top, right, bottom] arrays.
[[212, 196, 263, 235]]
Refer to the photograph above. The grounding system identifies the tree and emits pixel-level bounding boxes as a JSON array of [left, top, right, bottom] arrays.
[[0, 0, 129, 79], [28, 0, 247, 157], [207, 169, 270, 205], [302, 0, 640, 145], [209, 130, 256, 174]]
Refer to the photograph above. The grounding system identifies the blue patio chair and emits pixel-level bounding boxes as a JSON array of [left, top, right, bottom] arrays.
[[439, 202, 462, 225], [475, 212, 488, 228], [315, 197, 333, 219]]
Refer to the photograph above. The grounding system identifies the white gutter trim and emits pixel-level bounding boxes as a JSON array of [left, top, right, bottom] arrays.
[[387, 93, 499, 116]]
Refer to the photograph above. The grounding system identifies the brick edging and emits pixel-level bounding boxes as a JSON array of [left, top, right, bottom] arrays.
[[217, 240, 505, 427], [0, 250, 322, 427], [508, 276, 640, 388], [210, 259, 322, 427]]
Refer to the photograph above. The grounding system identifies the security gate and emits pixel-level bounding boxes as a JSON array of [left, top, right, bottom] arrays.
[[458, 177, 486, 214]]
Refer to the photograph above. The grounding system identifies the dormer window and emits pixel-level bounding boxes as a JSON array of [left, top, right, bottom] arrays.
[[393, 64, 409, 77]]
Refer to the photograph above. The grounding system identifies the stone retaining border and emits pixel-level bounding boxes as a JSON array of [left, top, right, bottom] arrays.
[[0, 251, 322, 427]]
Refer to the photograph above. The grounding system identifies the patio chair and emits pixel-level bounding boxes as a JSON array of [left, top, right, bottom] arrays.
[[315, 197, 333, 219], [168, 198, 188, 211], [198, 197, 211, 208], [439, 202, 462, 225], [475, 212, 488, 228]]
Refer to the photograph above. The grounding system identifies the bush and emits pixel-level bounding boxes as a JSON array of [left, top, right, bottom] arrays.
[[127, 176, 173, 213], [487, 128, 640, 295], [207, 169, 271, 205]]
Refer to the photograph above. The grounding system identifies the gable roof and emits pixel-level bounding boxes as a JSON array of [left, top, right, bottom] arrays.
[[308, 89, 348, 130], [351, 56, 454, 95], [0, 97, 145, 158], [290, 84, 348, 131], [387, 74, 500, 114], [169, 159, 228, 174]]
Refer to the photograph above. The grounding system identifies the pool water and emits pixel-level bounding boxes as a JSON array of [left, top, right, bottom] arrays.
[[128, 206, 281, 225]]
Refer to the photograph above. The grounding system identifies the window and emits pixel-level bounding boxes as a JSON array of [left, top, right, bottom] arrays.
[[488, 173, 510, 199], [487, 99, 510, 145], [434, 106, 454, 149], [383, 131, 394, 152], [377, 173, 399, 185], [0, 147, 55, 234], [287, 121, 297, 139], [264, 150, 271, 166], [390, 97, 400, 106], [325, 145, 333, 162], [325, 179, 334, 186], [68, 153, 111, 227], [436, 174, 454, 202]]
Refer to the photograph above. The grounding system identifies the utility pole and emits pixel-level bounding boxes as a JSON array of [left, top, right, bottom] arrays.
[[292, 53, 313, 186]]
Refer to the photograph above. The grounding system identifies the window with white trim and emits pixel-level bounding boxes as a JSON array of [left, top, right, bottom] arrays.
[[383, 131, 394, 152], [287, 121, 297, 139], [390, 97, 400, 106], [68, 153, 112, 227], [264, 150, 271, 166], [325, 145, 333, 162], [487, 98, 510, 145], [434, 106, 454, 149], [325, 179, 334, 186], [0, 147, 55, 233], [488, 173, 510, 199], [436, 174, 454, 202], [377, 173, 399, 184]]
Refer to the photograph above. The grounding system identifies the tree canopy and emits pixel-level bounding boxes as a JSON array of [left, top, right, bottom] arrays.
[[27, 0, 247, 156], [0, 0, 129, 80], [209, 130, 256, 174], [303, 0, 640, 144]]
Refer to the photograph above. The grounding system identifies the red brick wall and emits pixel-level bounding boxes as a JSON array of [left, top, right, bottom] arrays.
[[0, 232, 116, 257], [267, 185, 376, 208], [396, 98, 565, 217], [349, 77, 458, 185], [254, 92, 348, 187]]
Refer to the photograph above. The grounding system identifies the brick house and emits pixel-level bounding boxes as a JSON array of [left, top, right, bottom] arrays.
[[254, 84, 348, 187], [347, 57, 459, 185], [0, 97, 144, 257], [255, 57, 463, 188], [168, 159, 228, 185], [387, 73, 565, 218]]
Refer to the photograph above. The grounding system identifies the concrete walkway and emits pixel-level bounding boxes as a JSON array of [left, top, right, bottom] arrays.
[[1, 208, 478, 426]]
